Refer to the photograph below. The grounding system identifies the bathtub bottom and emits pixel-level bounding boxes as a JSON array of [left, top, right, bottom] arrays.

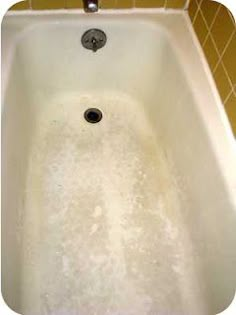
[[19, 92, 207, 314]]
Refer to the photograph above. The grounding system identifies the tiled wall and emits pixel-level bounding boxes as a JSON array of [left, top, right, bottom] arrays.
[[10, 0, 190, 10], [189, 0, 236, 135], [8, 0, 236, 135]]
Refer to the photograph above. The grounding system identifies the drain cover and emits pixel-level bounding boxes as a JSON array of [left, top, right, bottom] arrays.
[[84, 108, 103, 123], [81, 29, 107, 52]]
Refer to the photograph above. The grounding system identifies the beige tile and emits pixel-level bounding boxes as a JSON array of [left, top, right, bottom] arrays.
[[32, 0, 65, 9], [101, 0, 116, 8], [225, 91, 236, 135], [9, 0, 29, 10], [65, 0, 83, 8], [188, 0, 198, 21], [222, 33, 236, 86], [199, 0, 220, 27], [166, 0, 186, 9], [203, 36, 219, 71], [214, 62, 232, 102], [193, 12, 208, 45], [135, 0, 164, 8], [211, 5, 235, 54], [116, 0, 133, 8]]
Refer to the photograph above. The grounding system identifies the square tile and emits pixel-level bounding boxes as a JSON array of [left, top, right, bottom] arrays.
[[225, 91, 236, 135], [65, 0, 83, 8], [116, 0, 133, 8], [101, 0, 116, 8], [222, 33, 236, 86], [135, 0, 164, 8], [188, 0, 198, 21], [193, 12, 208, 44], [211, 5, 235, 54], [214, 62, 232, 102], [32, 0, 65, 10], [203, 35, 219, 71], [166, 0, 186, 9], [199, 0, 220, 27], [9, 0, 29, 10]]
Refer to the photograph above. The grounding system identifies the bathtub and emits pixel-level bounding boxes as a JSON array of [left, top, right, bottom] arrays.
[[1, 9, 236, 315]]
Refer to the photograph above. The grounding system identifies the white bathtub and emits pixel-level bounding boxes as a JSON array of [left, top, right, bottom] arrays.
[[2, 9, 236, 315]]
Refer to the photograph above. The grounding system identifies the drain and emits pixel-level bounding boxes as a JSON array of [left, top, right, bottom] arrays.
[[81, 29, 107, 52], [84, 108, 103, 123]]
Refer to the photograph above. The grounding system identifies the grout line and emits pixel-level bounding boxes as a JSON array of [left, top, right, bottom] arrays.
[[218, 27, 236, 60], [164, 0, 168, 9], [232, 84, 236, 97], [221, 59, 235, 96], [198, 2, 231, 82], [192, 0, 204, 25], [205, 30, 235, 95], [208, 31, 225, 66], [208, 33, 221, 65], [199, 8, 215, 47], [202, 5, 221, 47], [198, 7, 210, 43], [184, 0, 190, 10], [223, 87, 234, 104], [213, 29, 236, 72]]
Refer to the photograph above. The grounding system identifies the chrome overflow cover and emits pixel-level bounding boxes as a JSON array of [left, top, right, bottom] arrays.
[[81, 29, 107, 52]]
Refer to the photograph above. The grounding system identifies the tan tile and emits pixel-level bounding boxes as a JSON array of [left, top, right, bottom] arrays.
[[135, 0, 164, 8], [224, 91, 236, 135], [166, 0, 186, 9], [116, 0, 133, 8], [214, 62, 232, 102], [9, 0, 29, 10], [203, 36, 219, 71], [193, 12, 208, 45], [31, 0, 65, 10], [222, 33, 236, 86], [199, 0, 220, 27], [101, 0, 116, 8], [188, 0, 198, 21], [211, 5, 235, 54], [65, 0, 83, 8]]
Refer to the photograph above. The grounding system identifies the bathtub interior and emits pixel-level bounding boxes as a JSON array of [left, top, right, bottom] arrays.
[[2, 14, 236, 315]]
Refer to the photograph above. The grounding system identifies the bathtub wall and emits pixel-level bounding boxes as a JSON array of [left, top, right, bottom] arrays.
[[10, 0, 189, 10], [189, 0, 236, 135], [8, 0, 236, 135]]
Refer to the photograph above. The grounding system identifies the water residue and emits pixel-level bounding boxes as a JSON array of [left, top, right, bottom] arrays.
[[21, 91, 208, 315]]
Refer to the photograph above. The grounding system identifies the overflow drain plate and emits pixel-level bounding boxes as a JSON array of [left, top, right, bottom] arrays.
[[81, 29, 107, 52]]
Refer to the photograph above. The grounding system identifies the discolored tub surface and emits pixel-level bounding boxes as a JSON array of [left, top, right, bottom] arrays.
[[17, 91, 204, 314]]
